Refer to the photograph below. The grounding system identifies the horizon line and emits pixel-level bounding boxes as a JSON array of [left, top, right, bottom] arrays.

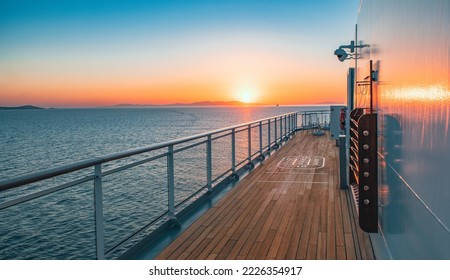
[[0, 100, 345, 109]]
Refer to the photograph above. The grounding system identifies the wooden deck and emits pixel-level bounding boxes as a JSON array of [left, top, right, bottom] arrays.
[[157, 131, 375, 260]]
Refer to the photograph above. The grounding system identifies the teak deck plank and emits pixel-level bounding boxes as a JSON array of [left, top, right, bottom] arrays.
[[156, 131, 375, 260], [335, 191, 346, 247], [327, 200, 336, 260]]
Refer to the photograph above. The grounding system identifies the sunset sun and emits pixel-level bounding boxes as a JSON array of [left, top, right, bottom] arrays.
[[237, 87, 258, 104], [241, 91, 252, 103]]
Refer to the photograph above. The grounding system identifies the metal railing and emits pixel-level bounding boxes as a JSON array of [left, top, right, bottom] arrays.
[[0, 110, 329, 260], [298, 110, 330, 130]]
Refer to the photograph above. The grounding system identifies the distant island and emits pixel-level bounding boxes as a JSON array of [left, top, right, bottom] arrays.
[[112, 101, 264, 108], [0, 105, 45, 110]]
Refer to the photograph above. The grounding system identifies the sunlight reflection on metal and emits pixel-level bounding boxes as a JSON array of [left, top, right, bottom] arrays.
[[387, 85, 450, 103]]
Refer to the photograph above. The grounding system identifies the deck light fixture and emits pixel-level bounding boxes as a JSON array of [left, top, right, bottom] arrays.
[[334, 40, 369, 62]]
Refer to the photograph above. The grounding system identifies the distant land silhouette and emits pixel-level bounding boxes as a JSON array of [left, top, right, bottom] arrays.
[[0, 105, 44, 110], [0, 101, 336, 110], [317, 101, 345, 105], [112, 101, 265, 107]]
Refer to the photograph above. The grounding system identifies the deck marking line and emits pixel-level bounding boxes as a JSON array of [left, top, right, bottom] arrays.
[[276, 156, 325, 169]]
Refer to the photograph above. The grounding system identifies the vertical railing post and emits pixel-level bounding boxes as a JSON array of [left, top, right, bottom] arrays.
[[167, 145, 175, 220], [292, 114, 294, 132], [287, 115, 290, 135], [207, 135, 212, 192], [280, 116, 283, 143], [285, 115, 291, 137], [231, 128, 236, 173], [288, 115, 291, 135], [284, 116, 287, 137], [274, 118, 278, 146], [289, 115, 291, 134], [285, 115, 288, 136], [293, 113, 295, 131], [247, 124, 252, 162], [94, 164, 105, 260], [291, 113, 296, 132], [288, 115, 290, 134], [292, 114, 295, 132], [293, 113, 296, 130], [259, 121, 263, 156], [268, 119, 271, 149]]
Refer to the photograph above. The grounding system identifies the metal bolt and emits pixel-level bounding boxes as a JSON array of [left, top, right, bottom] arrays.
[[363, 144, 369, 150], [364, 199, 370, 205], [363, 158, 370, 164], [363, 130, 369, 136], [364, 172, 370, 177], [363, 185, 370, 191]]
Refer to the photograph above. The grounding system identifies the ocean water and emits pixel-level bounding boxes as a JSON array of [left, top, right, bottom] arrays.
[[0, 105, 327, 259]]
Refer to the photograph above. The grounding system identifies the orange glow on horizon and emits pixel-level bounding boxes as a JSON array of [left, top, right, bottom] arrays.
[[0, 80, 346, 107], [0, 32, 349, 107], [0, 1, 358, 109]]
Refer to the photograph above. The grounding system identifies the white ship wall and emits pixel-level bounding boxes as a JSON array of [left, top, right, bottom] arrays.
[[356, 0, 450, 259]]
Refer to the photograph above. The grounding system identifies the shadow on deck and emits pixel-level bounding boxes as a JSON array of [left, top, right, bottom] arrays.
[[151, 131, 374, 260]]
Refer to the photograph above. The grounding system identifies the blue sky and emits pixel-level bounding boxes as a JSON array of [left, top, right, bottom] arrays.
[[0, 0, 360, 106]]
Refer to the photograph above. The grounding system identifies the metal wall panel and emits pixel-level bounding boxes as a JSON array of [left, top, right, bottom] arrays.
[[330, 105, 345, 140], [357, 0, 450, 259]]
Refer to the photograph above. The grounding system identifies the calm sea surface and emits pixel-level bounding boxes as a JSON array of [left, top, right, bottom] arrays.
[[0, 106, 327, 259]]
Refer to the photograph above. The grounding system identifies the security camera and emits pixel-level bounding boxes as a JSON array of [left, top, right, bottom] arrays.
[[334, 48, 348, 62]]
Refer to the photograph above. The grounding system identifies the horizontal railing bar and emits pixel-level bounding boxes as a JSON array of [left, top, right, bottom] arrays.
[[173, 140, 207, 154], [0, 112, 299, 191], [105, 210, 170, 257], [250, 151, 260, 158], [0, 175, 95, 210], [102, 153, 168, 177], [234, 127, 249, 134], [211, 131, 232, 141], [174, 185, 208, 208], [235, 159, 249, 169], [0, 159, 102, 192], [211, 169, 233, 184], [249, 123, 265, 129], [305, 112, 329, 115]]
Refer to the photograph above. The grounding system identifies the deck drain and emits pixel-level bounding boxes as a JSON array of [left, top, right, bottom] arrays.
[[277, 156, 325, 169]]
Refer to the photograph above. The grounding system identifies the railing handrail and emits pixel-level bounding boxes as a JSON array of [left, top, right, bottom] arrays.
[[0, 108, 330, 259], [0, 111, 300, 191], [302, 110, 330, 113]]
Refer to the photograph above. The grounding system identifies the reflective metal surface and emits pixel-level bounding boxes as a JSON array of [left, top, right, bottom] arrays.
[[357, 0, 450, 259]]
